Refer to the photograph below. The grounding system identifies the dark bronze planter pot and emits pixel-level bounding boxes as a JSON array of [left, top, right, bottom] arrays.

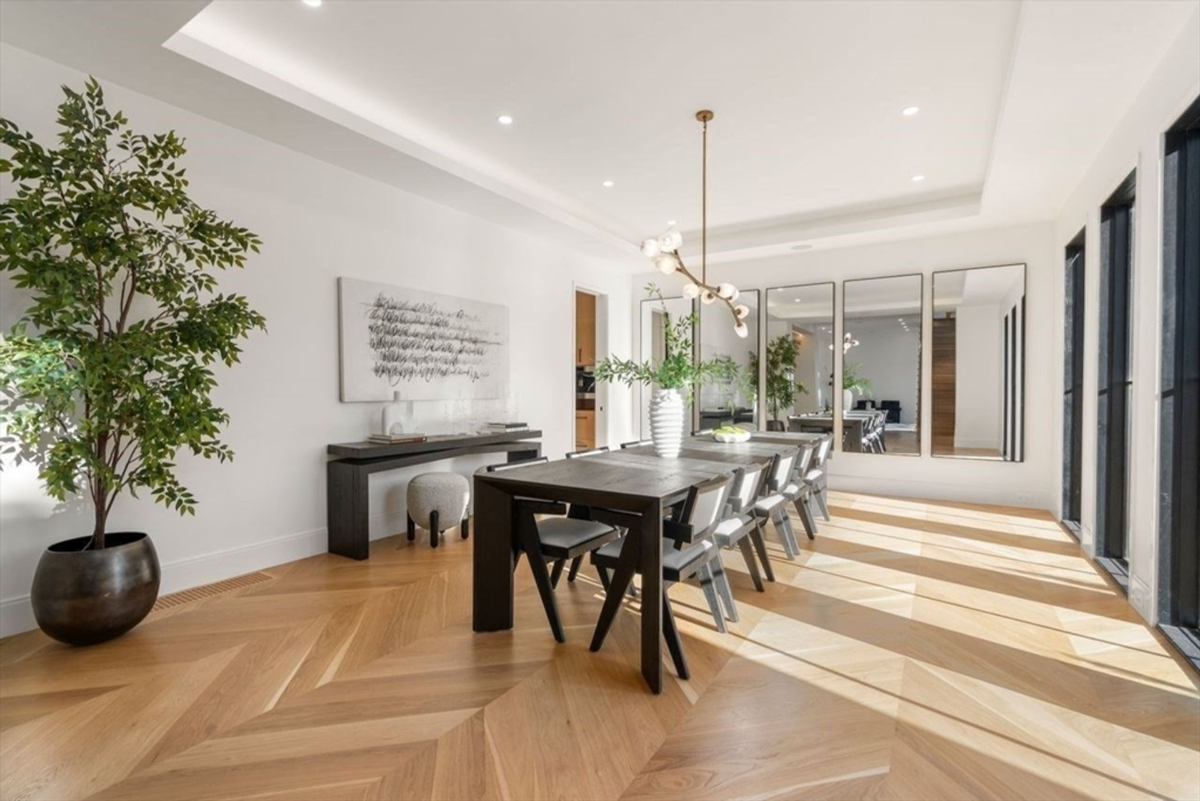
[[31, 532, 160, 646]]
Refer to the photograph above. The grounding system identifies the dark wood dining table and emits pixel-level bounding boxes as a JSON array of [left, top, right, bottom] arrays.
[[471, 435, 805, 693]]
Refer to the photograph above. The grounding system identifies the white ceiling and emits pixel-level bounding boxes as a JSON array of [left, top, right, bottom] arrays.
[[2, 1, 1196, 265]]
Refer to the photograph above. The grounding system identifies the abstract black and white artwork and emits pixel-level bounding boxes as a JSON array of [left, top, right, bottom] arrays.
[[338, 278, 509, 402]]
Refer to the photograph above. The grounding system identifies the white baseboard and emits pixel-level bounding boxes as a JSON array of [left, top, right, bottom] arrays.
[[828, 474, 1053, 512], [0, 509, 418, 638], [1128, 575, 1153, 623], [0, 525, 329, 638], [0, 595, 37, 640]]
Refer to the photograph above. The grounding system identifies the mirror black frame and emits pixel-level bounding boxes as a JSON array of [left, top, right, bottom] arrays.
[[637, 294, 692, 440], [929, 263, 1027, 462], [762, 282, 836, 432], [840, 273, 924, 457], [695, 290, 761, 431]]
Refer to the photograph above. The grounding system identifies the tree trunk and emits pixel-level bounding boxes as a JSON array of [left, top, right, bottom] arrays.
[[91, 480, 107, 550]]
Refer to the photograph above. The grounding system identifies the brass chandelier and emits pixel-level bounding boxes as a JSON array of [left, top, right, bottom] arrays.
[[639, 110, 749, 338]]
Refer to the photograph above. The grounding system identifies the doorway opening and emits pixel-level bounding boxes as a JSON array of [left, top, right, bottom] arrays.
[[574, 288, 607, 450]]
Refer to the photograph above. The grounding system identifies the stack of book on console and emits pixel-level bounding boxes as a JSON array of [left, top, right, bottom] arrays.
[[368, 433, 427, 444], [485, 422, 528, 433]]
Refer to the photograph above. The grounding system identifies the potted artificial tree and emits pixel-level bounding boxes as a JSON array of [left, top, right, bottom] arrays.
[[758, 333, 808, 431], [842, 362, 873, 411], [0, 79, 264, 645], [595, 284, 720, 458]]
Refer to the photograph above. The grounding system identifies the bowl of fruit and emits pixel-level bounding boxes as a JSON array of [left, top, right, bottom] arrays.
[[712, 425, 751, 444]]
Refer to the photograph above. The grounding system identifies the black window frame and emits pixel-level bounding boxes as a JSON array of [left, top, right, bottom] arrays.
[[1096, 171, 1136, 588], [1158, 96, 1200, 671], [1063, 230, 1086, 530]]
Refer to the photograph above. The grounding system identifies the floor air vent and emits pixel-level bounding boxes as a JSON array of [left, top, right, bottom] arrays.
[[152, 571, 274, 611]]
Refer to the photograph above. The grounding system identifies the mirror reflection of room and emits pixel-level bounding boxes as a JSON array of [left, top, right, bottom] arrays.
[[763, 283, 835, 431], [697, 290, 760, 430], [931, 264, 1026, 460], [638, 295, 695, 438], [841, 275, 923, 455]]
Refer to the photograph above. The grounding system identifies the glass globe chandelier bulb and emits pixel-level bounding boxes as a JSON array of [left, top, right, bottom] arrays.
[[640, 238, 661, 259], [682, 282, 700, 299], [655, 254, 679, 275], [734, 304, 749, 319], [734, 322, 749, 338], [658, 227, 683, 254], [700, 289, 717, 305], [729, 287, 740, 302], [717, 283, 736, 300]]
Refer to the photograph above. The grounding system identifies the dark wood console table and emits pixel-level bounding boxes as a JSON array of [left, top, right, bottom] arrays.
[[326, 430, 542, 559]]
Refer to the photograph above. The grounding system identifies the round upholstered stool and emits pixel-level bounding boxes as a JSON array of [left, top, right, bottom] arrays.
[[406, 473, 470, 548]]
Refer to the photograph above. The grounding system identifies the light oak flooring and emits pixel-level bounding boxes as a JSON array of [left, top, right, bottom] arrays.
[[2, 491, 1198, 801]]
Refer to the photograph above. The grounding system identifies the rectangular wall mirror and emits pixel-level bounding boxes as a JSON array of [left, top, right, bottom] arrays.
[[931, 263, 1026, 460], [842, 275, 923, 455], [638, 294, 694, 439], [763, 283, 835, 432], [697, 289, 760, 431]]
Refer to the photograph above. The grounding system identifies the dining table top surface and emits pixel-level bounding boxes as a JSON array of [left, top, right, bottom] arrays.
[[474, 434, 825, 504]]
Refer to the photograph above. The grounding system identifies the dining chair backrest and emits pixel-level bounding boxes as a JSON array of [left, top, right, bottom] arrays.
[[816, 436, 832, 465], [679, 474, 734, 537], [566, 446, 610, 459], [792, 443, 814, 477], [486, 457, 549, 473], [767, 450, 797, 492], [729, 462, 769, 512], [619, 439, 654, 449]]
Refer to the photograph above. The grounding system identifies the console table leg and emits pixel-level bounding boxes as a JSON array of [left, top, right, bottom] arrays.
[[506, 445, 542, 463], [328, 460, 370, 560]]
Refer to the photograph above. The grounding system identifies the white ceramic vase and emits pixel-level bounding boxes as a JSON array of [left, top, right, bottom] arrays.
[[381, 391, 404, 436], [843, 388, 854, 412], [649, 388, 686, 459]]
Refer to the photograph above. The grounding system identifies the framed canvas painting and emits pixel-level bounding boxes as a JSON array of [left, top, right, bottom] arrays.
[[338, 277, 510, 402]]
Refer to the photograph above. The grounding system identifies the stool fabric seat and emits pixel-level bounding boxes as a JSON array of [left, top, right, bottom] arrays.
[[407, 473, 470, 548]]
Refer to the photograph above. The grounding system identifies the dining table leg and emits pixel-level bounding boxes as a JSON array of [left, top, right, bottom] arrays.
[[639, 499, 664, 693], [473, 477, 515, 632]]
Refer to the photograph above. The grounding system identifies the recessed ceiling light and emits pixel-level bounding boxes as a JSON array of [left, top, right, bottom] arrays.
[[302, 0, 322, 7], [602, 180, 614, 188], [902, 106, 920, 116], [912, 174, 925, 182], [496, 114, 513, 126], [667, 220, 676, 226]]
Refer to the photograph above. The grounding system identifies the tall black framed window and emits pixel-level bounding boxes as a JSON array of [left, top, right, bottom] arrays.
[[1158, 96, 1200, 669], [1096, 171, 1135, 586], [1063, 231, 1085, 529]]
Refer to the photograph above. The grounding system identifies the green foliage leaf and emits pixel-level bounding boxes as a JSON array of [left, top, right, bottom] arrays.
[[758, 333, 809, 422], [0, 79, 265, 543], [593, 284, 726, 401]]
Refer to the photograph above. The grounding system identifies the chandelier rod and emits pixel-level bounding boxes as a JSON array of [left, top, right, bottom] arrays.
[[697, 109, 712, 287]]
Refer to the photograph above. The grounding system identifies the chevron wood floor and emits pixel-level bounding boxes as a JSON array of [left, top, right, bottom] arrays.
[[2, 491, 1198, 801]]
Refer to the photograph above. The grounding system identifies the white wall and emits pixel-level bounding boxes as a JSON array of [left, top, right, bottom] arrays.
[[841, 316, 920, 423], [954, 303, 1003, 449], [1050, 9, 1199, 622], [634, 222, 1056, 510], [0, 45, 638, 636]]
